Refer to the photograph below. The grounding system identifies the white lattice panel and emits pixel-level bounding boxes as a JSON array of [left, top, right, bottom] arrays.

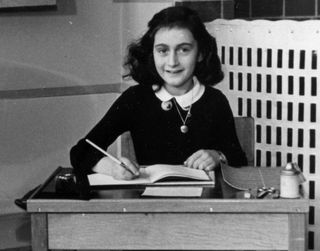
[[207, 19, 320, 250]]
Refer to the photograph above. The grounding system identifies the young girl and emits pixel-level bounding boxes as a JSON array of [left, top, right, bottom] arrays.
[[70, 6, 247, 181]]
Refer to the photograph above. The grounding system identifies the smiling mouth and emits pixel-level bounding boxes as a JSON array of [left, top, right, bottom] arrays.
[[166, 70, 183, 74]]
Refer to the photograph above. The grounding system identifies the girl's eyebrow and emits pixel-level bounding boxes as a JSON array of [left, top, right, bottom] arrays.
[[154, 42, 194, 47]]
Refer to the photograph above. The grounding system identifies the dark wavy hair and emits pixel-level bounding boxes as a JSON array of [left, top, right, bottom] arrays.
[[123, 6, 224, 87]]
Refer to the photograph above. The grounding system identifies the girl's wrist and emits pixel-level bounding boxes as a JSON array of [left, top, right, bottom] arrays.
[[217, 151, 228, 164]]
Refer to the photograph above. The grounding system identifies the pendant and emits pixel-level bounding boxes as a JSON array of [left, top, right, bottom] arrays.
[[161, 100, 173, 111], [180, 125, 188, 133]]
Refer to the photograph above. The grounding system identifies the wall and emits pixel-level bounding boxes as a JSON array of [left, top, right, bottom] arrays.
[[0, 0, 119, 212], [0, 0, 122, 89]]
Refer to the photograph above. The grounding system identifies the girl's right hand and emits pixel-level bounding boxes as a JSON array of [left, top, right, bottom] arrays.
[[92, 156, 140, 180]]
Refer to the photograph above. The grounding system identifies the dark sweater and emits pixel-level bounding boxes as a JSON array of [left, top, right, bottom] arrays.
[[70, 85, 247, 175]]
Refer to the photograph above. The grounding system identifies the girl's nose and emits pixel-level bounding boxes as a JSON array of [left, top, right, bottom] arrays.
[[167, 51, 179, 66]]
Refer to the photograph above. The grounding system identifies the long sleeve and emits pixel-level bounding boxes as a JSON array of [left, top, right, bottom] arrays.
[[70, 88, 134, 176], [215, 92, 248, 167]]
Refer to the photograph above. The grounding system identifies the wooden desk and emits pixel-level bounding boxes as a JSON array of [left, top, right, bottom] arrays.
[[27, 167, 309, 251]]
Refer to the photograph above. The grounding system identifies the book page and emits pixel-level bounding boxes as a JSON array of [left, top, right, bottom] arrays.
[[142, 187, 203, 197], [145, 164, 210, 183], [88, 164, 211, 186], [88, 168, 151, 186]]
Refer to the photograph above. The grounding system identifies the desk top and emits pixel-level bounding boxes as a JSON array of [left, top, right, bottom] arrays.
[[27, 167, 309, 214]]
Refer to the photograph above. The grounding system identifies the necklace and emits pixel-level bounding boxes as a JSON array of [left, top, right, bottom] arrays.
[[172, 98, 192, 133]]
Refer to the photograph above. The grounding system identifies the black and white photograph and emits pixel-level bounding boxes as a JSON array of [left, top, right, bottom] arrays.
[[0, 0, 318, 250]]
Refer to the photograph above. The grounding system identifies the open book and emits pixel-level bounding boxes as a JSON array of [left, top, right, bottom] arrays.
[[88, 164, 214, 187]]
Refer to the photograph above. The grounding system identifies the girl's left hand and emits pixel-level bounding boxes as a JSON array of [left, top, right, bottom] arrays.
[[184, 149, 222, 171]]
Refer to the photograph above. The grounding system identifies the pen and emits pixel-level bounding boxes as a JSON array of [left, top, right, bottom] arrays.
[[85, 139, 136, 175]]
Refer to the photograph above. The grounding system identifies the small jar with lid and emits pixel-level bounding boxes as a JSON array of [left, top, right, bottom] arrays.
[[280, 163, 300, 198]]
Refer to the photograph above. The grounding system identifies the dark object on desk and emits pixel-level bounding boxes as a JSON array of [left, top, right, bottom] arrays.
[[22, 167, 84, 201], [14, 184, 41, 210], [55, 172, 77, 194], [51, 166, 89, 199]]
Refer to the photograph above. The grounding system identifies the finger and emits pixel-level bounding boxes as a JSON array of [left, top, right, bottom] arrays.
[[113, 165, 133, 180], [197, 159, 211, 170], [120, 157, 140, 176], [201, 159, 217, 171], [193, 153, 210, 169], [204, 163, 216, 172], [184, 150, 203, 168]]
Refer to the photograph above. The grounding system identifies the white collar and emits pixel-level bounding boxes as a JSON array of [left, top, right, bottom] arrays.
[[155, 78, 205, 109]]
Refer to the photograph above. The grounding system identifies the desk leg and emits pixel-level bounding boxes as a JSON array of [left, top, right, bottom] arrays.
[[31, 214, 48, 251], [288, 214, 308, 251]]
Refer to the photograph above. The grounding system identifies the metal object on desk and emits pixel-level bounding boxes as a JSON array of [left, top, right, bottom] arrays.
[[257, 187, 280, 199], [236, 187, 280, 199]]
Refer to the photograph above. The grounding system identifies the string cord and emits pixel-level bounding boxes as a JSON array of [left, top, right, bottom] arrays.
[[172, 86, 194, 127], [172, 98, 192, 125], [258, 168, 266, 188]]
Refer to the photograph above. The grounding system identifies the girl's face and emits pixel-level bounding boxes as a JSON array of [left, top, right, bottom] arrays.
[[153, 27, 201, 95]]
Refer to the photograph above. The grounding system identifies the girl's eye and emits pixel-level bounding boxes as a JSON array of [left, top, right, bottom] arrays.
[[178, 47, 191, 54], [156, 48, 168, 55]]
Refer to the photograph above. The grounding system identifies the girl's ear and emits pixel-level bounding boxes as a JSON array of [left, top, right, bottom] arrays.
[[197, 53, 204, 62]]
